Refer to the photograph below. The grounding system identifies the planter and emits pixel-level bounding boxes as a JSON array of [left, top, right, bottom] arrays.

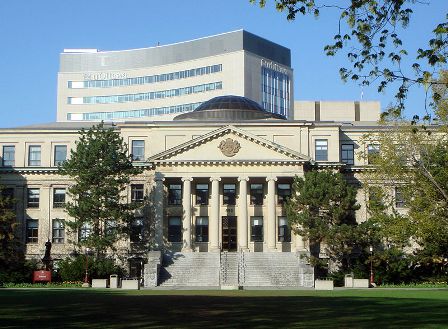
[[315, 279, 334, 290]]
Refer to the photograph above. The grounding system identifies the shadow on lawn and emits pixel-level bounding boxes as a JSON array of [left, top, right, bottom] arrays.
[[0, 289, 447, 328]]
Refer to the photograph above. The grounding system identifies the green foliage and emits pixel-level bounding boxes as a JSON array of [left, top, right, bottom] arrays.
[[0, 185, 31, 283], [59, 122, 141, 255], [250, 0, 448, 115], [57, 255, 125, 281], [2, 282, 83, 288], [286, 170, 364, 273]]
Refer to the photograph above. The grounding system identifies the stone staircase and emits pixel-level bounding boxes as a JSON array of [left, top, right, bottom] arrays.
[[157, 251, 313, 288], [220, 252, 239, 287], [158, 252, 220, 287], [240, 252, 314, 287]]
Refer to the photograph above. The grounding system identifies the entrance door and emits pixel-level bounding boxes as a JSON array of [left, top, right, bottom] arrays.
[[222, 216, 237, 251]]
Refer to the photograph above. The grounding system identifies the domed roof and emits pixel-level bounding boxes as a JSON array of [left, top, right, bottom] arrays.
[[174, 95, 287, 121]]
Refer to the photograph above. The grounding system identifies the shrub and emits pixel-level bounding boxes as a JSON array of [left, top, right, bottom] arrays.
[[57, 255, 125, 282]]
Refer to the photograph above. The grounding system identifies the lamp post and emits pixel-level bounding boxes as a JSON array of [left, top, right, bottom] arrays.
[[82, 247, 91, 288], [369, 245, 374, 285]]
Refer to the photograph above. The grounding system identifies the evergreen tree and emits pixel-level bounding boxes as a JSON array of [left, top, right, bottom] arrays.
[[286, 170, 364, 274], [59, 122, 142, 256], [0, 185, 25, 283]]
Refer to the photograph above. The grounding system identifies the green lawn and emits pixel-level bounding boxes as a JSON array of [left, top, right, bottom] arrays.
[[1, 289, 447, 328]]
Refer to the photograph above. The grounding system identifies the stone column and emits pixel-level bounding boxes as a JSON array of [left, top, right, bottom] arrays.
[[295, 233, 306, 251], [266, 176, 278, 251], [181, 177, 193, 251], [153, 175, 165, 250], [209, 176, 221, 252], [238, 176, 249, 251]]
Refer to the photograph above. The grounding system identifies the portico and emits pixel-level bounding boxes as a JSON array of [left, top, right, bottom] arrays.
[[149, 125, 310, 253]]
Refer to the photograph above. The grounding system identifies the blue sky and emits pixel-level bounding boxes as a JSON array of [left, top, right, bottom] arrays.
[[0, 0, 446, 127]]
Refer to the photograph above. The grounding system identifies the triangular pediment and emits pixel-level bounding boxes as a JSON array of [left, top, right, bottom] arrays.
[[148, 125, 311, 165]]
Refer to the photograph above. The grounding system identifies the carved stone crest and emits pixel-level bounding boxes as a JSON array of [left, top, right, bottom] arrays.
[[218, 138, 241, 157]]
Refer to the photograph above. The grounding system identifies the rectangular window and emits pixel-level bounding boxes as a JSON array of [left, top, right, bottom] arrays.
[[131, 184, 144, 203], [315, 140, 328, 161], [341, 144, 355, 165], [195, 183, 209, 205], [277, 183, 291, 205], [168, 184, 182, 205], [27, 188, 40, 208], [53, 188, 66, 208], [28, 145, 41, 166], [2, 145, 15, 167], [250, 184, 264, 205], [131, 218, 144, 242], [52, 219, 65, 244], [368, 186, 383, 209], [27, 219, 38, 243], [131, 140, 145, 161], [367, 144, 380, 164], [395, 187, 406, 208], [195, 216, 209, 242], [54, 145, 67, 166], [278, 216, 291, 242], [168, 216, 182, 242], [250, 216, 263, 242], [79, 222, 91, 242], [105, 220, 117, 237], [223, 183, 236, 206]]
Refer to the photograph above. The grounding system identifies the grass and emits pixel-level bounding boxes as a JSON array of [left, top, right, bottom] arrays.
[[1, 289, 447, 328]]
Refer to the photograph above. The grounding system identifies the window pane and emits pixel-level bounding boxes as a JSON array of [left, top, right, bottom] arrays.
[[195, 216, 209, 242], [131, 217, 144, 242], [223, 184, 236, 205], [131, 184, 144, 202], [27, 188, 40, 208], [277, 183, 291, 205], [27, 219, 38, 243], [278, 216, 291, 242], [52, 219, 65, 243], [168, 184, 182, 205], [168, 216, 182, 242], [251, 216, 263, 242], [2, 145, 15, 167], [395, 187, 406, 208], [315, 140, 328, 161], [28, 146, 41, 166], [195, 183, 209, 205], [131, 140, 145, 161], [367, 144, 380, 164], [79, 222, 91, 241], [54, 145, 67, 166], [250, 184, 264, 205], [53, 188, 66, 208], [341, 144, 354, 165]]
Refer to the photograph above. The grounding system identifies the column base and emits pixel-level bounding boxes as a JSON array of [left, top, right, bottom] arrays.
[[181, 247, 193, 252], [209, 246, 221, 252]]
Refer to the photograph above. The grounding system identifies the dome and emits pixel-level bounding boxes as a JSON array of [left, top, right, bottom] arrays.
[[173, 95, 287, 121]]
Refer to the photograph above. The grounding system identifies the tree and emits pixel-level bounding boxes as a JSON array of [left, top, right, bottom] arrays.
[[286, 170, 365, 275], [0, 185, 27, 283], [361, 119, 448, 278], [59, 122, 141, 257], [251, 0, 447, 117]]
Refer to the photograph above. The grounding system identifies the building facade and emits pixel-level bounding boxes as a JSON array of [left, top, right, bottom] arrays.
[[57, 30, 293, 122]]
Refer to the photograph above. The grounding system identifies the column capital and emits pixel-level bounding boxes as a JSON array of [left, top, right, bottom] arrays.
[[210, 176, 221, 182], [181, 177, 193, 182], [238, 176, 249, 182], [266, 176, 278, 182]]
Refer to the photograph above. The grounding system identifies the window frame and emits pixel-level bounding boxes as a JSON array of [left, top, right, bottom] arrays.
[[53, 188, 66, 208], [28, 145, 42, 166], [167, 216, 182, 242], [341, 143, 355, 165], [315, 139, 328, 161], [27, 188, 40, 208], [278, 216, 291, 242], [195, 183, 209, 206], [27, 219, 38, 243], [131, 140, 145, 161], [277, 183, 291, 205], [395, 186, 406, 208], [54, 145, 67, 166], [131, 184, 144, 203], [2, 145, 15, 167], [367, 144, 380, 164], [250, 183, 264, 206], [250, 216, 264, 242], [168, 183, 182, 205], [195, 216, 209, 242], [223, 183, 236, 206], [52, 218, 65, 244]]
